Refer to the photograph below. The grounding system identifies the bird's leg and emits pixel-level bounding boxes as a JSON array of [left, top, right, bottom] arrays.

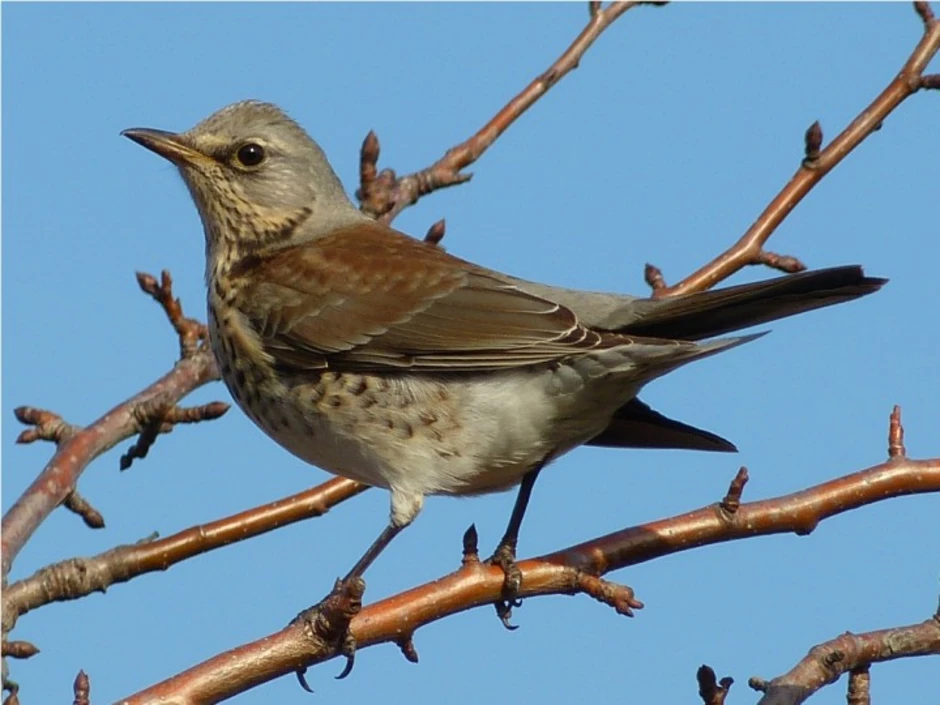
[[292, 522, 404, 687], [341, 523, 404, 583], [488, 463, 545, 629]]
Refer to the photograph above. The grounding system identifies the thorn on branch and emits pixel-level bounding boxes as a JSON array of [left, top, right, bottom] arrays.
[[462, 523, 481, 565], [73, 670, 90, 705], [803, 120, 823, 166], [2, 641, 40, 659], [720, 467, 749, 515], [577, 573, 642, 616], [644, 263, 667, 291], [914, 1, 935, 26], [888, 405, 906, 459], [395, 634, 420, 664], [424, 219, 447, 246], [120, 397, 229, 471], [697, 665, 734, 705], [846, 665, 871, 705], [14, 406, 78, 445], [63, 490, 105, 529], [752, 250, 807, 274]]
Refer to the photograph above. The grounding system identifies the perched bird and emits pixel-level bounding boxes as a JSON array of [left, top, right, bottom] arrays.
[[123, 100, 885, 610]]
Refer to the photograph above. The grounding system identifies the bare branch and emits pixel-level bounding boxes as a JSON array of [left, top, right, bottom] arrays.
[[357, 2, 646, 223], [846, 666, 871, 705], [136, 270, 208, 359], [120, 455, 939, 703], [751, 610, 940, 705], [1, 278, 221, 582], [2, 478, 366, 631], [653, 7, 940, 296]]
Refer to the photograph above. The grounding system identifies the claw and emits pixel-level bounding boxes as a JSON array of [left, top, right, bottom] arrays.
[[335, 632, 358, 679], [488, 542, 524, 629], [296, 668, 314, 693]]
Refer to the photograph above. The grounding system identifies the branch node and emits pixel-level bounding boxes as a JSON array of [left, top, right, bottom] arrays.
[[2, 641, 40, 659], [120, 398, 229, 471], [424, 219, 447, 246], [13, 406, 78, 445], [697, 664, 734, 705], [73, 670, 90, 705], [720, 467, 749, 515], [752, 250, 807, 274], [395, 634, 420, 663], [888, 404, 906, 459], [803, 120, 823, 165], [462, 524, 481, 565], [576, 573, 642, 616], [63, 490, 106, 529], [136, 269, 208, 359], [748, 676, 769, 693], [921, 73, 940, 90], [644, 263, 667, 291], [589, 1, 602, 18]]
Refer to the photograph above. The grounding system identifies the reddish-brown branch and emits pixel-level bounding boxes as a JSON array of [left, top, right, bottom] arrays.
[[1, 275, 223, 582], [120, 456, 940, 704], [357, 2, 645, 224], [136, 270, 208, 359], [846, 667, 871, 705], [3, 478, 366, 632], [651, 4, 940, 296], [750, 610, 940, 705]]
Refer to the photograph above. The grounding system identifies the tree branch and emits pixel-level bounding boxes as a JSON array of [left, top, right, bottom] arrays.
[[648, 2, 940, 295], [120, 451, 940, 703], [1, 273, 222, 582], [3, 478, 365, 633], [749, 608, 940, 705], [356, 2, 649, 223]]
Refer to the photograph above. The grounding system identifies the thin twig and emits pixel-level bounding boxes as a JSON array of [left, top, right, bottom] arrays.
[[357, 2, 645, 223], [653, 4, 940, 296], [750, 609, 940, 705], [1, 283, 221, 582], [3, 478, 366, 629]]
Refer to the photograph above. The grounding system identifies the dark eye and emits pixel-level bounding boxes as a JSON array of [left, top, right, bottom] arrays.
[[235, 143, 265, 167]]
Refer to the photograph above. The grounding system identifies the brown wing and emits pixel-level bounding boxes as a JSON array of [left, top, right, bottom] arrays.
[[237, 221, 607, 372]]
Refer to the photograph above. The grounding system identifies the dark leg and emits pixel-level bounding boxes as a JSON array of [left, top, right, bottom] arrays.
[[342, 523, 404, 582], [488, 463, 545, 628], [292, 522, 405, 687]]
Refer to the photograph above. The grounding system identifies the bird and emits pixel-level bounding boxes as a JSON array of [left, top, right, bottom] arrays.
[[122, 99, 885, 619]]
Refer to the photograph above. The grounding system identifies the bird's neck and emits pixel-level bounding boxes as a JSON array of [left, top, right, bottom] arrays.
[[203, 201, 371, 285]]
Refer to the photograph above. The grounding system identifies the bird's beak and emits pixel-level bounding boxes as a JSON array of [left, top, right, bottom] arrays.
[[121, 128, 207, 167]]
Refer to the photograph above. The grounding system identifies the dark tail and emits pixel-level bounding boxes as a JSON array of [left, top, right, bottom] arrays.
[[588, 265, 885, 452], [613, 265, 886, 341]]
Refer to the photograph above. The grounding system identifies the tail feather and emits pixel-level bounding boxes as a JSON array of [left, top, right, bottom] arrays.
[[588, 397, 736, 452], [614, 265, 886, 341], [591, 265, 885, 452]]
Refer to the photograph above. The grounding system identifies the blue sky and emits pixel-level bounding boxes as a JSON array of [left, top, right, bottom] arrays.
[[3, 3, 938, 704]]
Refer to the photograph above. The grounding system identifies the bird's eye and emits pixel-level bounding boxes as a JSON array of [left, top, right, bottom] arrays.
[[235, 143, 266, 167]]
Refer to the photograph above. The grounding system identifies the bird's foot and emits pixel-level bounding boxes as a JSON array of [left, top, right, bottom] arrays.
[[291, 576, 365, 690], [487, 541, 523, 630]]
